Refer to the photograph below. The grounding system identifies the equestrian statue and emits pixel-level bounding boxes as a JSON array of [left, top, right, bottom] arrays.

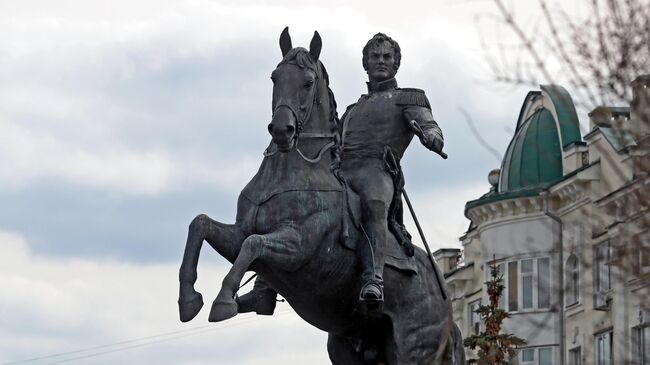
[[177, 27, 464, 364]]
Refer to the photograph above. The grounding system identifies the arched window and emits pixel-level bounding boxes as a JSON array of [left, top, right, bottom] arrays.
[[565, 254, 579, 306]]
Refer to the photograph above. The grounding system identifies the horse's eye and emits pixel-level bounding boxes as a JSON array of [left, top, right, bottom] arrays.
[[304, 80, 314, 89]]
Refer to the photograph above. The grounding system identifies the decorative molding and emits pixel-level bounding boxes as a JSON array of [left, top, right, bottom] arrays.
[[597, 177, 650, 222], [553, 179, 589, 209], [467, 196, 545, 225]]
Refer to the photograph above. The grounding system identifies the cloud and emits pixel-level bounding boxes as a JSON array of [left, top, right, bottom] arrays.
[[0, 1, 585, 363], [0, 230, 329, 364], [0, 119, 265, 195], [402, 183, 488, 250], [0, 0, 526, 199], [0, 0, 534, 264], [0, 181, 238, 262], [1, 1, 278, 196], [0, 122, 174, 195]]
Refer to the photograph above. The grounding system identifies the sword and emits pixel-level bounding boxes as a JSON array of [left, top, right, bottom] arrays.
[[402, 187, 448, 301], [383, 146, 448, 300]]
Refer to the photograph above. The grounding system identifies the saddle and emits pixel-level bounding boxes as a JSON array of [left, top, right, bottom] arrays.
[[339, 181, 419, 276]]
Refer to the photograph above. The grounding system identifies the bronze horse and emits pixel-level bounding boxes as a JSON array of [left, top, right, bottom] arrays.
[[177, 28, 464, 364]]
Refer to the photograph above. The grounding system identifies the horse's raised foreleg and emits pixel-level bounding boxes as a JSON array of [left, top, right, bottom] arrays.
[[178, 213, 244, 322], [208, 224, 302, 322]]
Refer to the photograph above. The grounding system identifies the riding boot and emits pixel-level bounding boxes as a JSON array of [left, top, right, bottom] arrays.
[[358, 199, 388, 305], [235, 276, 278, 315], [359, 233, 387, 303]]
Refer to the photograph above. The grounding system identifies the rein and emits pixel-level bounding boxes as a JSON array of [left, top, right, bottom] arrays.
[[296, 138, 336, 163], [264, 60, 337, 164], [263, 132, 337, 164]]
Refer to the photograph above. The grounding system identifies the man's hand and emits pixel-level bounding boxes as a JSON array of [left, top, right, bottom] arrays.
[[410, 120, 446, 158]]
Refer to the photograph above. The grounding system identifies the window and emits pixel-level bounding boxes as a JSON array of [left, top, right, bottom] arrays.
[[596, 243, 611, 291], [520, 347, 553, 365], [633, 325, 650, 365], [538, 258, 550, 309], [489, 263, 506, 309], [595, 331, 613, 365], [521, 348, 535, 364], [468, 300, 481, 335], [538, 347, 552, 365], [449, 252, 464, 271], [497, 263, 506, 309], [566, 254, 580, 306], [508, 261, 518, 311], [640, 233, 650, 275], [522, 259, 534, 309], [489, 257, 551, 312], [594, 243, 611, 308], [568, 347, 581, 365]]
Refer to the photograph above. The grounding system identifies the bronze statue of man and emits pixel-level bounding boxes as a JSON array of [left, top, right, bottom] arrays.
[[235, 32, 444, 313], [339, 32, 444, 305]]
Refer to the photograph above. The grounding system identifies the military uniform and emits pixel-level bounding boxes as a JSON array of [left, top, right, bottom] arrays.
[[339, 77, 443, 301], [236, 78, 443, 313]]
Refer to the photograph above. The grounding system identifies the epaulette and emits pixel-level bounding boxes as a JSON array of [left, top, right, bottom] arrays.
[[340, 103, 357, 122], [396, 88, 431, 109]]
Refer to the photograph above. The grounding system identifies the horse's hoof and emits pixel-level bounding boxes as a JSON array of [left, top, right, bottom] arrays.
[[178, 292, 204, 322], [208, 298, 238, 322]]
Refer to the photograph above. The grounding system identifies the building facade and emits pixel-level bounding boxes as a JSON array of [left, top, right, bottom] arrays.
[[438, 76, 650, 364]]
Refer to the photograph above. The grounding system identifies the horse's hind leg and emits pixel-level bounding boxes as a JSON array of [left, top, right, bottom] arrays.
[[178, 214, 244, 322], [207, 225, 301, 322], [327, 335, 367, 365]]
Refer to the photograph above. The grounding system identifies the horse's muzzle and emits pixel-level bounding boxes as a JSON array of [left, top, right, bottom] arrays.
[[268, 106, 297, 152]]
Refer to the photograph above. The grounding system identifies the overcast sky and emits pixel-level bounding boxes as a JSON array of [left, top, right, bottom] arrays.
[[0, 0, 577, 363]]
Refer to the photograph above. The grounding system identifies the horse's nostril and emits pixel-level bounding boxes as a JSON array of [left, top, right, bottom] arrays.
[[286, 125, 295, 135], [268, 123, 274, 134]]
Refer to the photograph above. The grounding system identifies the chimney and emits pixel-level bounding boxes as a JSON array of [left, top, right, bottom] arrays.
[[630, 75, 650, 176], [588, 106, 630, 131], [630, 75, 650, 144]]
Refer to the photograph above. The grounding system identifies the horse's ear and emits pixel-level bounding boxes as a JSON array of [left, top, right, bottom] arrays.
[[309, 31, 322, 61], [280, 26, 292, 57]]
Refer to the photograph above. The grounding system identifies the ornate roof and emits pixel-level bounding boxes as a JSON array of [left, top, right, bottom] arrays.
[[498, 85, 582, 193], [499, 107, 562, 191], [465, 85, 583, 214]]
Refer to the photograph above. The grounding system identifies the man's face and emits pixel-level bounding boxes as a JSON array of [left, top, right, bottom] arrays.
[[366, 41, 397, 83]]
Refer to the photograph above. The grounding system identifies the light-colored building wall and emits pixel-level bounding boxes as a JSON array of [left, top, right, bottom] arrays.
[[443, 77, 649, 364]]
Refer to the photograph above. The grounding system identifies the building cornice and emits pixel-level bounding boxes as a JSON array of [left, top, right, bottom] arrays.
[[466, 196, 545, 226], [549, 163, 600, 214], [596, 174, 650, 221], [444, 262, 475, 279], [466, 162, 601, 226]]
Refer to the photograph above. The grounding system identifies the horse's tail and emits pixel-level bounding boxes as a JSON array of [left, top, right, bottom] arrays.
[[432, 304, 465, 365], [448, 321, 466, 364]]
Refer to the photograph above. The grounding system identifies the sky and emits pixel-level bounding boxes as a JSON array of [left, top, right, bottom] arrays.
[[0, 0, 568, 363]]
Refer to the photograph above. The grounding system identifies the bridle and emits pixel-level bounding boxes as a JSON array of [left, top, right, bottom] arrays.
[[264, 61, 337, 163]]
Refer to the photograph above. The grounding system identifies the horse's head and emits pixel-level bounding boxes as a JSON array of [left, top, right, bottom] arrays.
[[268, 27, 326, 152]]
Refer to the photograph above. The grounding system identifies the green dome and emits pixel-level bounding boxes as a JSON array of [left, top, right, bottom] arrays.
[[465, 85, 583, 212], [499, 108, 562, 191], [498, 85, 582, 192]]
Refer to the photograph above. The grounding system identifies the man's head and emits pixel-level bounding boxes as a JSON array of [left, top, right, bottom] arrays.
[[362, 33, 401, 83]]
